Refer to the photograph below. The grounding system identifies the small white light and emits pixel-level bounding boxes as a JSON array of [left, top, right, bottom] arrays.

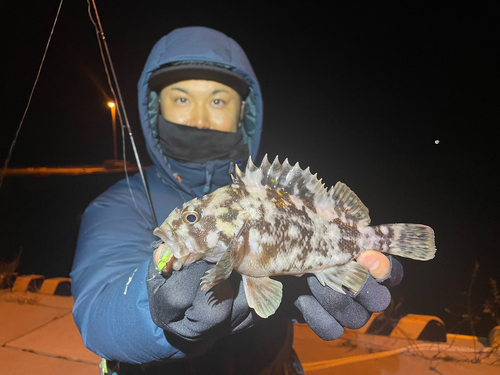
[[435, 140, 440, 144]]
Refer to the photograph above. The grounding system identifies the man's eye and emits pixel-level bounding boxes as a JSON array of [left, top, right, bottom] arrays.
[[213, 99, 225, 106], [176, 98, 188, 104]]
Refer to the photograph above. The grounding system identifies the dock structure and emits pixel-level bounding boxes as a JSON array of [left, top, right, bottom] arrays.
[[1, 281, 499, 374]]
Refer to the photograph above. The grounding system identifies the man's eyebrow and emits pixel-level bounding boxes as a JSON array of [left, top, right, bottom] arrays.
[[212, 89, 229, 94], [170, 87, 189, 94]]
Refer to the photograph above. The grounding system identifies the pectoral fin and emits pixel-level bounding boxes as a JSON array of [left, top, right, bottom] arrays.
[[200, 245, 235, 291], [200, 216, 249, 291], [242, 275, 283, 318], [314, 261, 369, 295]]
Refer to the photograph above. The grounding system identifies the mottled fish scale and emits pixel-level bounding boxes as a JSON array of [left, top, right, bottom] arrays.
[[153, 155, 436, 319]]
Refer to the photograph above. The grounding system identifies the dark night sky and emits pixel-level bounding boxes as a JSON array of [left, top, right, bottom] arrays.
[[1, 2, 499, 334]]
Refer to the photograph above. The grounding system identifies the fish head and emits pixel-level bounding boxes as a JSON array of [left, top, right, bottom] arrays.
[[153, 185, 247, 271]]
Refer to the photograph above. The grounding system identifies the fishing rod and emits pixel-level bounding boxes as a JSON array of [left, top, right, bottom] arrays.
[[0, 0, 64, 192], [88, 0, 158, 229], [2, 1, 158, 228]]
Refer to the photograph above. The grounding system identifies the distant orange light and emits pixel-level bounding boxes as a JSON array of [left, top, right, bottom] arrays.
[[108, 102, 115, 108]]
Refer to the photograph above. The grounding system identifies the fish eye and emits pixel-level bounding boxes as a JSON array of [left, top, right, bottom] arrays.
[[182, 210, 200, 225]]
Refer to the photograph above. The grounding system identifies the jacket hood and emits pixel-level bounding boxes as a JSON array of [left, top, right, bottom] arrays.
[[137, 27, 263, 183]]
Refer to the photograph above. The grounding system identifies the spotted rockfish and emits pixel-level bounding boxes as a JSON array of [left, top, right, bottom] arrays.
[[153, 155, 436, 318]]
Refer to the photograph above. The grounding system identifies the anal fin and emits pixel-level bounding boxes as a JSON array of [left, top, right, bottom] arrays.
[[314, 261, 370, 295], [242, 275, 283, 318]]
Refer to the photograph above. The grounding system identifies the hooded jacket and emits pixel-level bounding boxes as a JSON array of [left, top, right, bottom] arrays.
[[71, 27, 265, 363]]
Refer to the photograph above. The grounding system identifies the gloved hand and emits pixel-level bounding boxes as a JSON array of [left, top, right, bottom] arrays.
[[288, 255, 403, 340], [147, 241, 403, 344], [146, 253, 260, 344]]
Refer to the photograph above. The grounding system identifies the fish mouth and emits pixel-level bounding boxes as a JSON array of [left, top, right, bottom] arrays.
[[153, 223, 193, 272], [153, 224, 180, 253]]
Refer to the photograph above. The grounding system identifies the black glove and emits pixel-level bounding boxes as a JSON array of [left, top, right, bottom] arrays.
[[147, 251, 403, 345], [146, 258, 260, 345], [286, 256, 404, 340]]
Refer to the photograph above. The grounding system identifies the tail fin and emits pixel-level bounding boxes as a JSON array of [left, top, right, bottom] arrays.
[[378, 224, 436, 261]]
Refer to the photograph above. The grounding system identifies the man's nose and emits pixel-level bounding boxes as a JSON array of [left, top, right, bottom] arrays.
[[190, 104, 210, 129]]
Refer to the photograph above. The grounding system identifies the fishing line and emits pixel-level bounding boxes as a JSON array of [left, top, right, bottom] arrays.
[[0, 0, 64, 192], [120, 107, 152, 227], [87, 0, 158, 229], [87, 2, 151, 228]]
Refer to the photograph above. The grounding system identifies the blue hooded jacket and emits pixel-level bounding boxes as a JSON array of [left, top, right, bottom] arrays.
[[71, 27, 264, 363]]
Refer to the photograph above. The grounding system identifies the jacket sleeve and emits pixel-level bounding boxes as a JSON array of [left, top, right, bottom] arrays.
[[70, 175, 200, 363]]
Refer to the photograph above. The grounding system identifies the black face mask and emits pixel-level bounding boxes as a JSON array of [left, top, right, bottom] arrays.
[[157, 115, 249, 165]]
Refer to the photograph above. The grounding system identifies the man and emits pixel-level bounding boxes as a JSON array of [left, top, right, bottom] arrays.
[[71, 26, 402, 374]]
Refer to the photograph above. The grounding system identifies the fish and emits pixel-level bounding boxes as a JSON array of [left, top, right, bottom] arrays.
[[153, 155, 436, 318]]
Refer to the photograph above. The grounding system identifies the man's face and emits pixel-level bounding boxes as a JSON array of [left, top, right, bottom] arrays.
[[159, 80, 245, 133]]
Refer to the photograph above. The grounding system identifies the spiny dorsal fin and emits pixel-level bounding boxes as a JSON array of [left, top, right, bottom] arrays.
[[233, 156, 370, 224], [232, 163, 245, 184], [235, 154, 323, 205], [242, 156, 263, 187], [253, 155, 328, 199]]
